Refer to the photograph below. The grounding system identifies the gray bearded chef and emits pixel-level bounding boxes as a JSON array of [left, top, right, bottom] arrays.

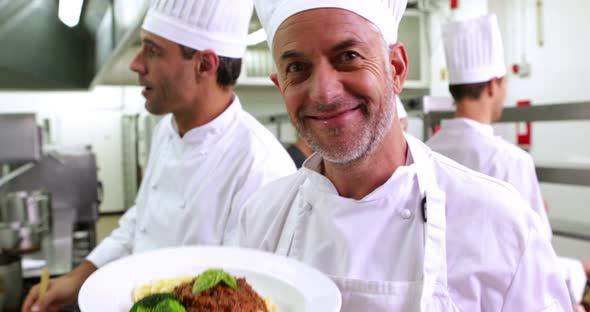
[[238, 0, 571, 310]]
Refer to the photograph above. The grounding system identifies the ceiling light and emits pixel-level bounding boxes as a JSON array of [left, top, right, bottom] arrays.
[[59, 0, 84, 28], [246, 28, 267, 46]]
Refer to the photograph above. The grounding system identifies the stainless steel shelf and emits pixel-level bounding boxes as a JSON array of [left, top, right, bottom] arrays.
[[551, 219, 590, 242], [537, 166, 590, 187], [424, 101, 590, 130], [423, 101, 590, 187]]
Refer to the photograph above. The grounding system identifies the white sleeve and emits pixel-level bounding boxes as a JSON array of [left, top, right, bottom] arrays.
[[559, 257, 588, 306], [86, 206, 137, 268], [501, 225, 572, 311]]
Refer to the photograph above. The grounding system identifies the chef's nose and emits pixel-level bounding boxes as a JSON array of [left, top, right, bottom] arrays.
[[129, 49, 146, 75], [308, 61, 343, 105]]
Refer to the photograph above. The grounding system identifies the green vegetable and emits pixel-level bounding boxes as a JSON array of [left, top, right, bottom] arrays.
[[129, 293, 185, 312], [153, 299, 187, 312], [191, 269, 238, 295]]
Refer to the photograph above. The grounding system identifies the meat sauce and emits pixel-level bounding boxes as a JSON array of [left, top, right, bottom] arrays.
[[174, 277, 268, 312]]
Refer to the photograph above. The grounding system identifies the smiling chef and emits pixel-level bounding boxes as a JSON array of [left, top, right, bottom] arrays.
[[237, 0, 572, 310]]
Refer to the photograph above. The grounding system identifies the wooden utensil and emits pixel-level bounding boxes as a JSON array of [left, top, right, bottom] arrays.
[[39, 267, 49, 298]]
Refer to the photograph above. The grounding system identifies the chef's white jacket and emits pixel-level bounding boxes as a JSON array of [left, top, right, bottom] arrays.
[[238, 134, 571, 311], [426, 118, 551, 235], [427, 117, 587, 304], [87, 96, 296, 268]]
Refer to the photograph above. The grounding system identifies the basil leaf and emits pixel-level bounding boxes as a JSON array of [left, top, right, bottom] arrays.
[[192, 269, 222, 294], [220, 272, 237, 290], [191, 269, 237, 294]]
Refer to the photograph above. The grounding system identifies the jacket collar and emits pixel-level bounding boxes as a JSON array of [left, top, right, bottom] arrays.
[[300, 135, 419, 202], [440, 118, 494, 138], [167, 95, 241, 151]]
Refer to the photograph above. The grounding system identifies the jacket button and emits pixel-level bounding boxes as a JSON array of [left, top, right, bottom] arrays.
[[401, 209, 412, 219], [151, 184, 157, 190]]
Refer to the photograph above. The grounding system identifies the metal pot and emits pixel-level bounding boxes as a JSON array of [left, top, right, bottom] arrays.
[[0, 191, 28, 224], [0, 223, 20, 251], [27, 190, 52, 234], [1, 190, 52, 234], [0, 252, 22, 311], [17, 225, 42, 253]]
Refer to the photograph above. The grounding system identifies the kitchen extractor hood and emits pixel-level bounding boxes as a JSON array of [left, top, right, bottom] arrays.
[[0, 0, 146, 90]]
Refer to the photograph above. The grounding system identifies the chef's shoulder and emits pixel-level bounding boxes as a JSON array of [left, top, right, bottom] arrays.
[[492, 137, 536, 170], [432, 154, 559, 306], [237, 170, 305, 249], [234, 110, 296, 170], [433, 151, 542, 248]]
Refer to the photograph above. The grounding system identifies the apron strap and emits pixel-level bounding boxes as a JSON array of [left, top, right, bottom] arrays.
[[406, 135, 450, 309]]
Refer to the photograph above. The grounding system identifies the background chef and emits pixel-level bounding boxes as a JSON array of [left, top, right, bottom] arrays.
[[427, 13, 589, 307], [22, 0, 295, 311]]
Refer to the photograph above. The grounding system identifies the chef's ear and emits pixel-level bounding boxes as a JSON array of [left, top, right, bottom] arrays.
[[486, 78, 500, 97], [270, 74, 280, 90], [388, 43, 408, 94], [195, 50, 219, 81]]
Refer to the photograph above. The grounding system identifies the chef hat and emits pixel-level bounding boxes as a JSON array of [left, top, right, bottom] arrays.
[[142, 0, 254, 58], [396, 96, 407, 119], [255, 0, 408, 51], [443, 14, 506, 85]]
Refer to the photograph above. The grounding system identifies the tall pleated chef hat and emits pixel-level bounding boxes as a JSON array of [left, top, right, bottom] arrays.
[[254, 0, 408, 51], [443, 14, 506, 85], [396, 96, 407, 119], [142, 0, 254, 58]]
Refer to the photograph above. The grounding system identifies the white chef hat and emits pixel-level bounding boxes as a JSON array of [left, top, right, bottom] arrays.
[[396, 96, 407, 119], [142, 0, 254, 58], [443, 14, 506, 85], [255, 0, 408, 51]]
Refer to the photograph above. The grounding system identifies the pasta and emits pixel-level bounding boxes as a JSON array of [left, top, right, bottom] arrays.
[[132, 275, 194, 303]]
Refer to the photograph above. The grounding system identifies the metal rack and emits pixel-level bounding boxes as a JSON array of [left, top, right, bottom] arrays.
[[422, 101, 590, 241]]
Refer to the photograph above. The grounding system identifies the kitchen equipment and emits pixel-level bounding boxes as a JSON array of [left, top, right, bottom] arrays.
[[0, 191, 27, 225], [17, 225, 42, 253], [10, 152, 101, 261], [0, 223, 20, 251], [28, 190, 52, 233], [0, 190, 50, 253], [1, 190, 52, 233], [0, 252, 23, 311], [0, 114, 41, 164]]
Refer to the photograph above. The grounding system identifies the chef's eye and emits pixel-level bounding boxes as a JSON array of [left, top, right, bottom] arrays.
[[286, 62, 305, 74], [146, 46, 159, 57], [339, 51, 360, 63]]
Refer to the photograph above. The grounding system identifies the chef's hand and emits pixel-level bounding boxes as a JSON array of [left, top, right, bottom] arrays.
[[21, 261, 97, 312], [583, 260, 590, 279]]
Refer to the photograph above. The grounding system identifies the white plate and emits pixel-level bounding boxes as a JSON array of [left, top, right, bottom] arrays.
[[78, 246, 341, 312]]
